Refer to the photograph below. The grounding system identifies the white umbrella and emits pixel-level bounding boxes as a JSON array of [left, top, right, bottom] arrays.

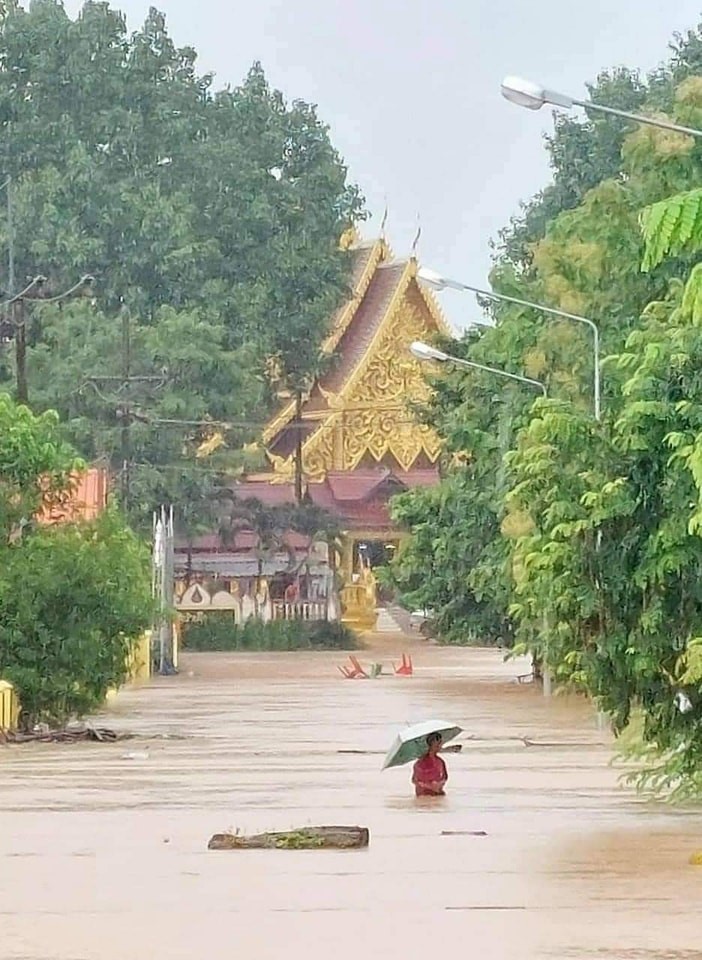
[[381, 719, 462, 771]]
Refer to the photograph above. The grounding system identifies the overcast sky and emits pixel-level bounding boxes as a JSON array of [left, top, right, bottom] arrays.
[[63, 0, 702, 327]]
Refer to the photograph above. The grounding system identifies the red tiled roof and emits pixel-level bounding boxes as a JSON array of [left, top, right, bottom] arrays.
[[349, 242, 377, 289], [320, 262, 408, 394], [227, 468, 439, 514], [225, 482, 296, 506], [395, 469, 440, 488], [180, 468, 440, 554], [324, 469, 395, 502]]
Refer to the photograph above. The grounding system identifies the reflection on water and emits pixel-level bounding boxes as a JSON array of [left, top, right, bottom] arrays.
[[1, 640, 700, 960]]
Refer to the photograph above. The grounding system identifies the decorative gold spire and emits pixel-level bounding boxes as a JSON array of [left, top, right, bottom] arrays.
[[379, 200, 389, 241], [410, 214, 422, 258]]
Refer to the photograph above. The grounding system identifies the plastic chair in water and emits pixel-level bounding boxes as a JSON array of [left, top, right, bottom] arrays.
[[393, 653, 413, 676], [338, 655, 369, 679]]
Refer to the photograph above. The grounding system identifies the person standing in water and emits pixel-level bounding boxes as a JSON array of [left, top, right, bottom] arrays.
[[412, 731, 448, 797]]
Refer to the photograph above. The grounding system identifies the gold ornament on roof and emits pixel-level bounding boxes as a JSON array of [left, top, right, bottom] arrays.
[[258, 238, 449, 483]]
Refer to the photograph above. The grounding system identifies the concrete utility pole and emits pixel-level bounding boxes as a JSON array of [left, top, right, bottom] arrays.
[[2, 174, 94, 405], [86, 311, 166, 513], [11, 275, 93, 405]]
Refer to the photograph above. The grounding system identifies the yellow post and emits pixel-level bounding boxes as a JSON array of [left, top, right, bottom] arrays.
[[106, 632, 154, 702], [127, 631, 152, 682], [0, 679, 20, 733], [172, 620, 180, 670]]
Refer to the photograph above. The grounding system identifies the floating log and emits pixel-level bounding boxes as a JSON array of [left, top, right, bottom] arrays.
[[208, 825, 370, 851]]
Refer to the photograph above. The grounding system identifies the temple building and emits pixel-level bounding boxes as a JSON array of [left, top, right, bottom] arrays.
[[174, 234, 449, 625]]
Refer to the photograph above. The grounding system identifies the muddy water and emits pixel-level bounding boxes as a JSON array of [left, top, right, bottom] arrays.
[[1, 640, 701, 960]]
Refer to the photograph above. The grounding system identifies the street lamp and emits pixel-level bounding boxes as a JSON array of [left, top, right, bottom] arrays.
[[418, 266, 600, 420], [501, 75, 702, 139], [7, 274, 95, 405], [410, 340, 546, 397], [1, 275, 47, 306], [418, 268, 495, 329]]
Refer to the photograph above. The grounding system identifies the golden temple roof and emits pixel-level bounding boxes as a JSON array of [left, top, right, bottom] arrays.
[[261, 234, 450, 482]]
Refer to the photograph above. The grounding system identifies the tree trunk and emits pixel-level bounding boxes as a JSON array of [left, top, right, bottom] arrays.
[[208, 825, 369, 850]]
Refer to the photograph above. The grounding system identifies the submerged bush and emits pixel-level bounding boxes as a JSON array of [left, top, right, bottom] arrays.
[[182, 615, 357, 651]]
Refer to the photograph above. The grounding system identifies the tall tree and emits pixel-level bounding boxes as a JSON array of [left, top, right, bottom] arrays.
[[389, 21, 702, 670], [0, 2, 364, 527]]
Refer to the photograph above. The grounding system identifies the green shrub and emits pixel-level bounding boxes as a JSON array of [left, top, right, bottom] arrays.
[[182, 614, 357, 651], [0, 510, 152, 730]]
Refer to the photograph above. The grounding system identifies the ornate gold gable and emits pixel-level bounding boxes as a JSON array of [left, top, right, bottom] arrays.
[[265, 253, 449, 483], [261, 237, 388, 447]]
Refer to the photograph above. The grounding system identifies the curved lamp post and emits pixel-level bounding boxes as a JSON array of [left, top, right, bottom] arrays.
[[410, 340, 546, 397], [501, 75, 702, 139], [418, 266, 600, 420], [6, 274, 95, 404]]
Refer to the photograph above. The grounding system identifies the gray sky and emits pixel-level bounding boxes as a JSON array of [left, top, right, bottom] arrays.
[[64, 0, 702, 327]]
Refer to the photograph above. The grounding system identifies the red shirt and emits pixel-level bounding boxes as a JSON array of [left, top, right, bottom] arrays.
[[412, 754, 448, 796]]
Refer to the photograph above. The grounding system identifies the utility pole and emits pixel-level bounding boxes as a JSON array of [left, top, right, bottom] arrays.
[[14, 300, 27, 404], [5, 175, 23, 402], [120, 311, 131, 507], [2, 178, 95, 404], [9, 275, 93, 406], [86, 310, 166, 514]]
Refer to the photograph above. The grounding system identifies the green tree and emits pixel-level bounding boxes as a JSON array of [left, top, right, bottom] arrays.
[[505, 277, 702, 797], [0, 391, 80, 540], [0, 393, 151, 729], [390, 25, 702, 651], [0, 510, 151, 729], [0, 2, 363, 527]]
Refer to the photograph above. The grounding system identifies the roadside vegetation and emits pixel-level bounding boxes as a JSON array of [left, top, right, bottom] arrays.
[[0, 2, 362, 727], [388, 25, 702, 798], [0, 395, 151, 730]]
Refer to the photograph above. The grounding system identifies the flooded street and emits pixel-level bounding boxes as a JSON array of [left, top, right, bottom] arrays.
[[1, 639, 701, 960]]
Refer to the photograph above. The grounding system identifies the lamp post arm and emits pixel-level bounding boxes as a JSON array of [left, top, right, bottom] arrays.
[[571, 97, 702, 139], [450, 355, 547, 397], [450, 281, 600, 420], [451, 279, 596, 332], [1, 275, 45, 308], [24, 275, 93, 304]]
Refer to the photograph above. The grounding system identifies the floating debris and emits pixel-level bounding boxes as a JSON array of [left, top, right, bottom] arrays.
[[0, 725, 131, 745], [208, 826, 370, 851]]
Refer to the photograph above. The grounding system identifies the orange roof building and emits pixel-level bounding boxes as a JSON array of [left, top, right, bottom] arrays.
[[37, 468, 109, 526]]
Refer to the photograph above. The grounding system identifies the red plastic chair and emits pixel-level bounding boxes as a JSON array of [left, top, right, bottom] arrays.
[[394, 653, 413, 676]]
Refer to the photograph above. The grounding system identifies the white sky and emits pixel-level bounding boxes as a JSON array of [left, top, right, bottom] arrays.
[[63, 0, 702, 327]]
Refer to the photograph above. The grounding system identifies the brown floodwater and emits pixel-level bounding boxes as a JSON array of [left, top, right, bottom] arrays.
[[1, 637, 701, 960]]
